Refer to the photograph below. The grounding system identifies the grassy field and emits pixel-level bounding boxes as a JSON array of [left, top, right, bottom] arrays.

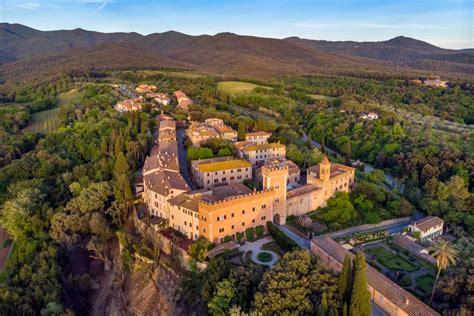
[[217, 81, 270, 95], [309, 94, 338, 101], [24, 90, 79, 133]]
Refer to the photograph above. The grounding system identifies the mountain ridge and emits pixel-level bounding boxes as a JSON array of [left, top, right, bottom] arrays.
[[1, 23, 473, 84]]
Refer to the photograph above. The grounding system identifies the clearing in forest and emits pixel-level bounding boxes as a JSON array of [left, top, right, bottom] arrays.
[[24, 90, 79, 133], [217, 81, 270, 95]]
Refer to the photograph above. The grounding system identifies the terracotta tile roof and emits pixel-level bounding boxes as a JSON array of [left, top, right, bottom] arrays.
[[392, 234, 437, 265], [160, 227, 193, 251], [287, 183, 319, 198], [242, 143, 285, 152], [308, 163, 355, 179], [413, 216, 444, 232], [246, 131, 271, 137], [144, 169, 189, 196], [234, 140, 252, 151], [168, 190, 207, 212], [312, 237, 439, 316], [213, 124, 237, 134]]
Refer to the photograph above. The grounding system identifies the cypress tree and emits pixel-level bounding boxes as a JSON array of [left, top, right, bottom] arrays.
[[338, 254, 353, 305], [237, 121, 246, 141], [349, 252, 371, 316]]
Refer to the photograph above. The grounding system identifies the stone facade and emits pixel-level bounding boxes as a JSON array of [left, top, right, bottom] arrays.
[[191, 157, 252, 189], [241, 143, 286, 164]]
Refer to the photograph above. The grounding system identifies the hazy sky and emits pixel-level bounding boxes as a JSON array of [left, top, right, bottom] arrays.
[[1, 0, 473, 49]]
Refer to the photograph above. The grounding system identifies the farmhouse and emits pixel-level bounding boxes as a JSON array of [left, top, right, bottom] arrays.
[[186, 119, 237, 146], [245, 131, 271, 145], [174, 90, 193, 110], [147, 92, 170, 105], [407, 216, 444, 242]]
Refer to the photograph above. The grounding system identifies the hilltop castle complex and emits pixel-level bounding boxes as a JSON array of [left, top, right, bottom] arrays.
[[142, 116, 355, 243]]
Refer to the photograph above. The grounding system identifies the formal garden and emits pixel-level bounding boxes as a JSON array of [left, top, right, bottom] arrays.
[[362, 241, 437, 299]]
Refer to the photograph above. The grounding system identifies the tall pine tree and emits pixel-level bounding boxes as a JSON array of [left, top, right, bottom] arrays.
[[338, 254, 353, 305], [349, 252, 371, 316]]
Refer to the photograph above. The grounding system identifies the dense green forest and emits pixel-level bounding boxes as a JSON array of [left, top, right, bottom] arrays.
[[0, 83, 153, 313], [0, 69, 472, 314]]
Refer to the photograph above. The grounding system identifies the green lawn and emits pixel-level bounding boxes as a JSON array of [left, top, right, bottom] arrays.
[[309, 94, 338, 101], [366, 246, 418, 272], [24, 90, 78, 133], [217, 81, 270, 95], [416, 274, 435, 295]]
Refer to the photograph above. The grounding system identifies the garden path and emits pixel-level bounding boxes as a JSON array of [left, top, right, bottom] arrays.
[[238, 237, 279, 267]]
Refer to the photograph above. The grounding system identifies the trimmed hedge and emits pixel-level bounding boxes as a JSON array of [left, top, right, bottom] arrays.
[[255, 225, 264, 238], [245, 227, 255, 241], [266, 221, 298, 251], [223, 235, 233, 243], [236, 232, 243, 244]]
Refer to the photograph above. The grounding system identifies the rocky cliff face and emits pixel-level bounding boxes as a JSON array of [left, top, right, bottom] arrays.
[[89, 241, 187, 316]]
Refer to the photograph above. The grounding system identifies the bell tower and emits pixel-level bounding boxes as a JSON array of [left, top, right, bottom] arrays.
[[319, 155, 331, 182]]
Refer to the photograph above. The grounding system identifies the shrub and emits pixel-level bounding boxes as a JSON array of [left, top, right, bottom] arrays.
[[245, 227, 255, 241], [255, 225, 264, 238], [236, 232, 243, 244], [2, 239, 12, 248], [400, 276, 412, 286], [223, 235, 233, 243], [257, 252, 273, 262], [266, 221, 298, 251], [189, 237, 211, 263]]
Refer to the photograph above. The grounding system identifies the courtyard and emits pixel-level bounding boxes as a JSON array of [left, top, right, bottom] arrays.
[[225, 236, 283, 268], [361, 240, 436, 299]]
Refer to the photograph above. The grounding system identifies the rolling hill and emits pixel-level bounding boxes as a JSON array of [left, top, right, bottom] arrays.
[[1, 23, 473, 85], [285, 36, 474, 74]]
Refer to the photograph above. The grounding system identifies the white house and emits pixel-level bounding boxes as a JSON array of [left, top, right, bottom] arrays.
[[407, 216, 444, 242]]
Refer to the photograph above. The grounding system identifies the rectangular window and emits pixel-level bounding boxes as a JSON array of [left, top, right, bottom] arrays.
[[242, 222, 245, 226], [261, 216, 266, 220], [231, 213, 234, 217], [242, 210, 245, 214]]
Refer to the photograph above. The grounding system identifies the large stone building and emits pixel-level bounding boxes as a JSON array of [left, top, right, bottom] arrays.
[[143, 119, 190, 218], [143, 116, 355, 243], [245, 131, 271, 145], [241, 143, 286, 164], [311, 236, 439, 316], [186, 118, 237, 146], [191, 157, 252, 189]]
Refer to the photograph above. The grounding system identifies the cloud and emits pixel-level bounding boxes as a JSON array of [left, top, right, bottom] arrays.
[[93, 1, 107, 12], [6, 1, 40, 10]]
